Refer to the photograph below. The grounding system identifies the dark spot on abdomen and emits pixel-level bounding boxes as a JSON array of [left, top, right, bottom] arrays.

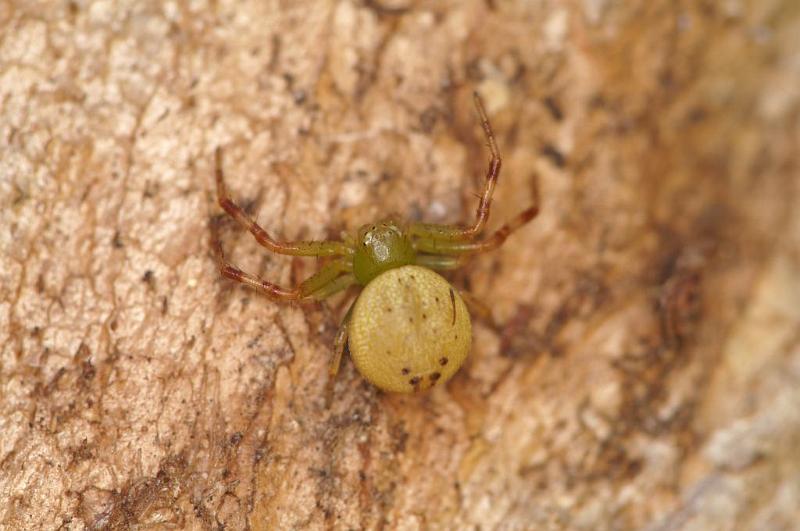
[[449, 288, 456, 325]]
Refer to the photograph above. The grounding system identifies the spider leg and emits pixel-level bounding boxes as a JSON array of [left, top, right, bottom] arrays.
[[215, 147, 352, 257], [414, 254, 469, 270], [212, 217, 353, 301], [299, 260, 354, 298], [412, 199, 540, 255], [307, 272, 357, 300], [459, 290, 497, 327], [408, 92, 501, 241], [326, 301, 355, 406]]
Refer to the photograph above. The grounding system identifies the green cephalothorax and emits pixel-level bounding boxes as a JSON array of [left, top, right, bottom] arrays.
[[212, 93, 541, 399], [352, 220, 416, 285]]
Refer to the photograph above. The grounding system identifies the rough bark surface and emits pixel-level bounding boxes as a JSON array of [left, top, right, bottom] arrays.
[[1, 1, 799, 529]]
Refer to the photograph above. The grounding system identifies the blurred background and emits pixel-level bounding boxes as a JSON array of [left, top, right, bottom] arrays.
[[1, 1, 798, 528]]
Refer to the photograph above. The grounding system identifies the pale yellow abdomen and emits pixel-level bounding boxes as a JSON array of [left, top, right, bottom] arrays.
[[349, 265, 472, 393]]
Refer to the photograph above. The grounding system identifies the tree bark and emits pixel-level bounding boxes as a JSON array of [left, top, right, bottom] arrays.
[[1, 1, 799, 529]]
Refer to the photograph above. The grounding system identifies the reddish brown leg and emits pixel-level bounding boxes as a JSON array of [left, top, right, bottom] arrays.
[[413, 183, 540, 255], [215, 147, 351, 257], [211, 217, 353, 301], [212, 218, 299, 300], [409, 92, 501, 241], [468, 92, 502, 236], [466, 201, 540, 254]]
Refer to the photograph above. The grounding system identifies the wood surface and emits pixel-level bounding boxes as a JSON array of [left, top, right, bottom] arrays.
[[1, 1, 799, 529]]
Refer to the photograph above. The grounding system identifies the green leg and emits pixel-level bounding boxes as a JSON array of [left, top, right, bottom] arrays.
[[409, 223, 474, 242], [214, 218, 356, 302], [308, 273, 357, 300], [412, 203, 539, 255], [298, 260, 352, 297], [414, 254, 469, 270], [326, 301, 355, 406]]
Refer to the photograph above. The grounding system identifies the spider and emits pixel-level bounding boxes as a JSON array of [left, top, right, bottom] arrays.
[[212, 93, 539, 395]]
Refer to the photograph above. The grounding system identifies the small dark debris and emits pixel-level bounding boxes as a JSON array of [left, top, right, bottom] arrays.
[[688, 106, 707, 123], [543, 96, 564, 121], [420, 107, 438, 132], [80, 360, 96, 383], [541, 143, 566, 168], [439, 357, 449, 366], [401, 367, 410, 375]]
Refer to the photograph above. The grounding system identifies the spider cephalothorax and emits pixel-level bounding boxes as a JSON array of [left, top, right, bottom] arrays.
[[212, 93, 539, 396], [352, 220, 416, 284]]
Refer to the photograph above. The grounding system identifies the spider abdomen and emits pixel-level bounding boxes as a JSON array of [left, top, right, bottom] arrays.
[[348, 265, 472, 393]]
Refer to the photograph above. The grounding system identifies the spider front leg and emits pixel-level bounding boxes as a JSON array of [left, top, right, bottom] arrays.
[[215, 147, 352, 257], [211, 217, 355, 301], [409, 92, 502, 242], [412, 198, 540, 255]]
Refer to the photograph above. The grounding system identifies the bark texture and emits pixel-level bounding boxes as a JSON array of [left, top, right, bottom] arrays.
[[1, 1, 799, 529]]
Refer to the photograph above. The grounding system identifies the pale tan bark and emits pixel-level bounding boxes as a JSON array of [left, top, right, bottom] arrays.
[[1, 1, 799, 529]]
